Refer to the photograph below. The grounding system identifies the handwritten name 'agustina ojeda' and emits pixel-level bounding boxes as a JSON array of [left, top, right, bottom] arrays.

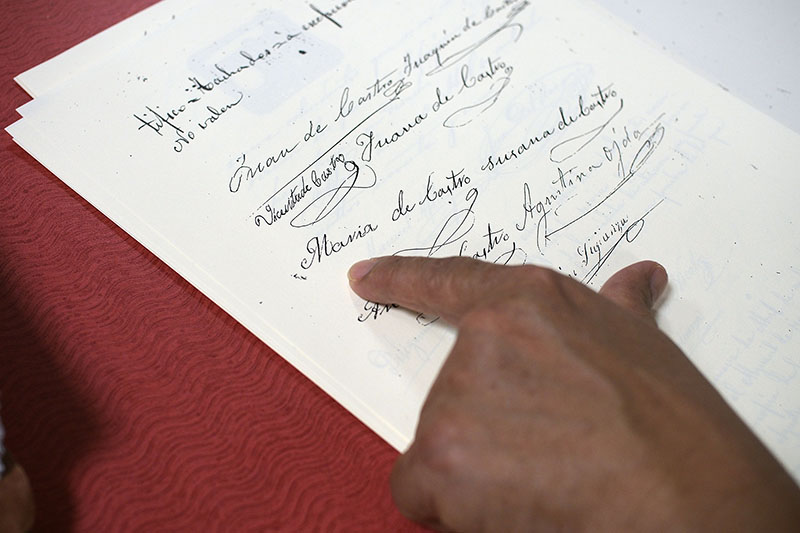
[[300, 223, 378, 270]]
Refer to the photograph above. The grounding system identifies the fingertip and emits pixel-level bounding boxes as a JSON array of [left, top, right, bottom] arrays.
[[600, 260, 668, 322], [348, 258, 378, 283], [649, 263, 669, 303], [615, 260, 668, 305]]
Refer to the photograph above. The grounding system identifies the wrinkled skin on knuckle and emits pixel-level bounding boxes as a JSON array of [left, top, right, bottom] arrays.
[[457, 281, 551, 332], [509, 265, 586, 315], [511, 264, 564, 290], [458, 304, 512, 333]]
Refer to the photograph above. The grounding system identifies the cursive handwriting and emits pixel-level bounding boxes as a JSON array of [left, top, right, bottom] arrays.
[[482, 84, 620, 171], [302, 1, 355, 31], [252, 81, 406, 226], [290, 160, 377, 228], [581, 200, 665, 284], [336, 72, 412, 123], [418, 168, 472, 206], [577, 216, 630, 267], [442, 57, 514, 128], [391, 168, 472, 222], [229, 119, 327, 193], [427, 0, 529, 76], [459, 222, 525, 265], [197, 91, 244, 130], [395, 187, 479, 257], [301, 222, 378, 270], [514, 111, 666, 253], [549, 95, 623, 164], [546, 114, 666, 238], [131, 1, 360, 154], [358, 301, 399, 322], [356, 111, 428, 162], [133, 102, 198, 153], [190, 2, 354, 95], [254, 157, 377, 229]]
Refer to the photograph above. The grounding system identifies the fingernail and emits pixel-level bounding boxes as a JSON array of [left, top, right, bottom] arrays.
[[348, 259, 377, 282], [649, 264, 669, 302]]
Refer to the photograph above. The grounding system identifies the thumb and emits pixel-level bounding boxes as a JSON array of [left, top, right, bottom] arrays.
[[598, 261, 668, 325]]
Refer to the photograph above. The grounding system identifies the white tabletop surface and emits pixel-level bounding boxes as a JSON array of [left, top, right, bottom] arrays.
[[593, 0, 800, 134]]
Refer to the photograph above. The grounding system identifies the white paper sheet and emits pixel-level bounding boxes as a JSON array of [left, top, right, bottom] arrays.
[[14, 0, 198, 97], [8, 0, 800, 480]]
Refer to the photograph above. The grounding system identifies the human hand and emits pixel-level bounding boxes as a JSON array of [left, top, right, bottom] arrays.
[[348, 257, 800, 532], [0, 453, 34, 533]]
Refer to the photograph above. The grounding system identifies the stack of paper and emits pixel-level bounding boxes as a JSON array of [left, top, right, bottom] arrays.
[[8, 0, 800, 481]]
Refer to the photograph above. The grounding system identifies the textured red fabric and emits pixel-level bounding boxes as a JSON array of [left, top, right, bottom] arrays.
[[0, 1, 426, 530]]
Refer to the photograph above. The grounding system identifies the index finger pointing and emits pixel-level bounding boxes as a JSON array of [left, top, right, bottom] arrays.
[[348, 256, 508, 323]]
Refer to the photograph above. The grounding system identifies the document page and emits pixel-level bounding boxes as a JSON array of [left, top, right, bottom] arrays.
[[8, 0, 800, 478]]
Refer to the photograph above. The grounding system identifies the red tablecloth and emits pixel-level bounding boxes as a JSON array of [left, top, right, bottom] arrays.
[[0, 1, 423, 530]]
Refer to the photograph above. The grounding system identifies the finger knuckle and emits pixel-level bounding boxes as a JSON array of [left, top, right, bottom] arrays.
[[459, 304, 509, 331], [518, 264, 562, 288], [519, 265, 586, 310], [413, 411, 473, 477], [459, 292, 541, 332]]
